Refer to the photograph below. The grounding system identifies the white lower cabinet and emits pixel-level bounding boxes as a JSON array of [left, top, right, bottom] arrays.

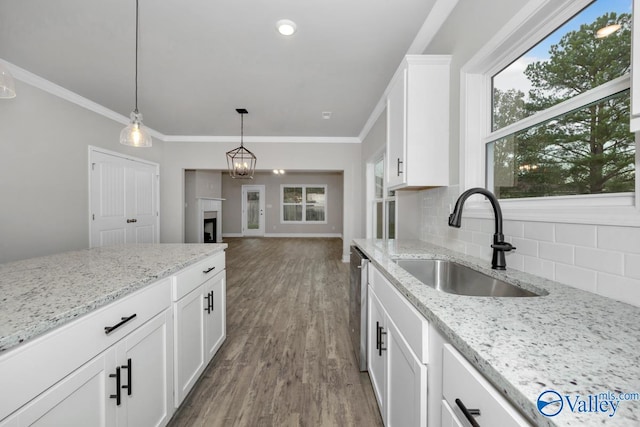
[[0, 250, 227, 426], [2, 309, 173, 427], [367, 265, 427, 426], [173, 252, 226, 407], [442, 344, 532, 427]]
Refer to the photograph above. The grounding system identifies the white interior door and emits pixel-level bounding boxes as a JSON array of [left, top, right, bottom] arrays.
[[90, 147, 159, 247], [241, 185, 265, 236]]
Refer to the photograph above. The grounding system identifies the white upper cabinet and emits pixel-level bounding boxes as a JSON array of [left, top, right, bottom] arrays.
[[386, 55, 451, 190]]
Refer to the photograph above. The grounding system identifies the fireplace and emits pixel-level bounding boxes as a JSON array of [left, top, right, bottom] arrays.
[[204, 216, 217, 243]]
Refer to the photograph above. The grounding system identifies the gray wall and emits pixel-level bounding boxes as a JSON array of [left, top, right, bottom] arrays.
[[0, 80, 163, 263], [161, 141, 361, 261], [221, 171, 343, 236]]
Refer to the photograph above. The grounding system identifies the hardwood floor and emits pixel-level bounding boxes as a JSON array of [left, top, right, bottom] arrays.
[[168, 238, 383, 427]]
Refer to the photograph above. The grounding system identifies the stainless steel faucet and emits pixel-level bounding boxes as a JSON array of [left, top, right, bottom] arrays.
[[448, 187, 515, 270]]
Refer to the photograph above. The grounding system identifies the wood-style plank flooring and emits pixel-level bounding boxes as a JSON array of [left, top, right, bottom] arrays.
[[168, 238, 383, 427]]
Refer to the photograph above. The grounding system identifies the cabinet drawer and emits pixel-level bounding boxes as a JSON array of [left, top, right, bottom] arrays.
[[442, 344, 532, 427], [172, 252, 225, 301], [370, 265, 428, 363], [0, 278, 171, 421]]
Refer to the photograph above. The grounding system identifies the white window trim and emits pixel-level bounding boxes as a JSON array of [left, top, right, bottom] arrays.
[[280, 184, 328, 224], [460, 0, 640, 226]]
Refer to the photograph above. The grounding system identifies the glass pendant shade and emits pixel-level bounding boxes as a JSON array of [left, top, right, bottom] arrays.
[[0, 63, 16, 99], [120, 0, 151, 147], [120, 111, 152, 147]]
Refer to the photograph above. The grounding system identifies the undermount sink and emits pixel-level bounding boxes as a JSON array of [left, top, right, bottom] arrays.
[[394, 259, 542, 297]]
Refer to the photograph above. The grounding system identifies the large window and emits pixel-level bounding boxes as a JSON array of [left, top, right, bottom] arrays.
[[487, 0, 634, 199], [281, 185, 327, 223]]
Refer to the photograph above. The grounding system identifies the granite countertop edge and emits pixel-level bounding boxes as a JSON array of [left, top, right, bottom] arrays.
[[0, 244, 227, 353], [353, 238, 640, 427]]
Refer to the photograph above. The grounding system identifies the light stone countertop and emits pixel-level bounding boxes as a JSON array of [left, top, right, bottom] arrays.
[[0, 243, 227, 353], [353, 238, 640, 427]]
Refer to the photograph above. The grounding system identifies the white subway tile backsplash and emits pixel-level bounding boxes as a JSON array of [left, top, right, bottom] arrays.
[[511, 237, 538, 257], [598, 226, 640, 254], [503, 220, 524, 238], [523, 256, 555, 280], [555, 223, 597, 247], [418, 188, 640, 306], [575, 247, 624, 276], [625, 254, 640, 280], [539, 242, 574, 264], [524, 222, 554, 242], [555, 264, 597, 293], [596, 273, 640, 307]]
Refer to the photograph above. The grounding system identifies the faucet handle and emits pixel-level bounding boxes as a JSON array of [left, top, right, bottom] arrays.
[[491, 242, 516, 252]]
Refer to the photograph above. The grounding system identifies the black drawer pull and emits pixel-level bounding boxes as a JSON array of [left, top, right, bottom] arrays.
[[455, 398, 481, 427], [109, 367, 121, 405], [121, 358, 132, 396], [397, 158, 403, 176], [104, 313, 137, 335], [203, 266, 216, 274]]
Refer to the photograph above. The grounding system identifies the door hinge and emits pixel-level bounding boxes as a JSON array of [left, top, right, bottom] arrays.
[[91, 162, 96, 171], [92, 214, 95, 220]]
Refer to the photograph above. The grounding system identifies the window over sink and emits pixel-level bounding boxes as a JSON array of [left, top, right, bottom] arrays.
[[461, 0, 638, 226]]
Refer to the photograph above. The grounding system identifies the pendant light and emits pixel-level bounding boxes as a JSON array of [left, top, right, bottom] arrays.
[[120, 0, 152, 147], [226, 109, 256, 179], [0, 62, 16, 99]]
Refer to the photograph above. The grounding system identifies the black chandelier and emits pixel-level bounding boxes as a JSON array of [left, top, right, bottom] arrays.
[[226, 108, 256, 179]]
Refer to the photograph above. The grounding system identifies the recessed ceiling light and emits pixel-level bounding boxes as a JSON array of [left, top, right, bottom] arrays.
[[322, 112, 332, 120], [273, 169, 286, 175], [277, 19, 297, 36]]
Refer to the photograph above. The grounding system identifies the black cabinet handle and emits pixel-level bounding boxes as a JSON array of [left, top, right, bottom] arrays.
[[397, 158, 403, 176], [104, 314, 137, 335], [121, 358, 132, 396], [203, 266, 216, 274], [455, 398, 481, 427], [204, 293, 211, 314], [376, 322, 387, 356], [210, 290, 215, 312], [109, 367, 121, 405]]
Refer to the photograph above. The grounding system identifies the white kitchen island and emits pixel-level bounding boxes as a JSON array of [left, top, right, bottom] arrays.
[[0, 243, 227, 426]]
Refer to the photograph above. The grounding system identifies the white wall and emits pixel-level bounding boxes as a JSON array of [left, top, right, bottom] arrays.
[[162, 141, 361, 261], [0, 80, 163, 263], [221, 171, 343, 236]]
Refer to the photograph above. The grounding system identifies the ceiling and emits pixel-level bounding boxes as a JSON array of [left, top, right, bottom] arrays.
[[0, 0, 440, 141]]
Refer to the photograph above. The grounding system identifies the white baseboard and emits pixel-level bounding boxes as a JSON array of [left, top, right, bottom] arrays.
[[223, 233, 343, 238]]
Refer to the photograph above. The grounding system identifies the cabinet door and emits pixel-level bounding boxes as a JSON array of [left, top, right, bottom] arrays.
[[441, 400, 465, 427], [386, 68, 407, 189], [174, 285, 206, 406], [7, 352, 115, 427], [204, 272, 226, 364], [116, 310, 173, 427], [386, 318, 427, 427], [367, 289, 387, 419]]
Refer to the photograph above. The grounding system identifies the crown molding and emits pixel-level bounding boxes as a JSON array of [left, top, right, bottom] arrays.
[[2, 58, 362, 144], [162, 135, 360, 144]]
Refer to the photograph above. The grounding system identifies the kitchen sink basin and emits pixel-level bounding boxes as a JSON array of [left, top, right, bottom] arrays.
[[393, 259, 541, 297]]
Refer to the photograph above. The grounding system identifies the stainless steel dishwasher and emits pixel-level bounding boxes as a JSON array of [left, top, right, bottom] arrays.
[[349, 245, 369, 371]]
